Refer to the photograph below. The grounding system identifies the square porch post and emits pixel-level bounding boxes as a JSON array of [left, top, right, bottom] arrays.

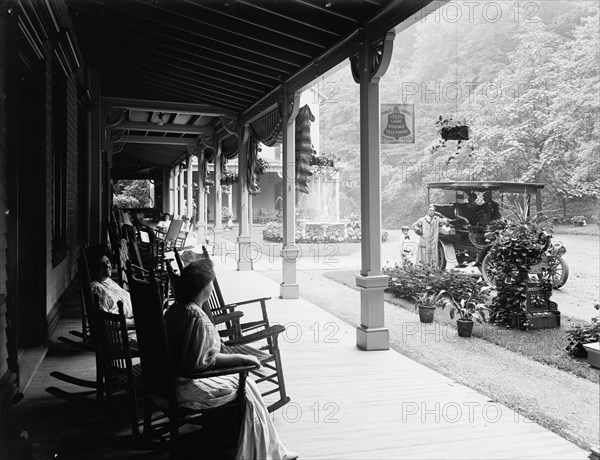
[[280, 91, 301, 299], [195, 155, 206, 244], [354, 30, 395, 351], [186, 159, 193, 218], [213, 143, 223, 251], [237, 124, 253, 270], [178, 166, 184, 218]]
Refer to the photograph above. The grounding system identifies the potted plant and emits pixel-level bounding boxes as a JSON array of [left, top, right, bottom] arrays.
[[436, 115, 469, 141], [413, 291, 445, 324], [438, 289, 491, 337], [427, 116, 474, 157], [485, 200, 554, 329]]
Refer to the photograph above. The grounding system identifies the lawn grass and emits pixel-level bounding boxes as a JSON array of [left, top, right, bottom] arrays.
[[323, 269, 599, 382]]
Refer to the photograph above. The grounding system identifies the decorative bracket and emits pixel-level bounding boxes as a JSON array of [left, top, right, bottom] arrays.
[[220, 116, 239, 137], [350, 30, 395, 84]]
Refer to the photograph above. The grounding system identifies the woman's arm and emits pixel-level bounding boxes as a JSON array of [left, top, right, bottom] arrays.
[[213, 353, 261, 369]]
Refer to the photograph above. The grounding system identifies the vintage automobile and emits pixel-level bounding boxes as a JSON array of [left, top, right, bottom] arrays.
[[425, 181, 569, 288]]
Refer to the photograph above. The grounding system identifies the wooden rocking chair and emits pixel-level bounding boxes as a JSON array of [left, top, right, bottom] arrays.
[[95, 300, 142, 436], [126, 267, 255, 455], [169, 249, 291, 412]]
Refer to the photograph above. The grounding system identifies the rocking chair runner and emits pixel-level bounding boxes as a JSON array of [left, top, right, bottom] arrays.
[[126, 268, 255, 453], [169, 249, 290, 413]]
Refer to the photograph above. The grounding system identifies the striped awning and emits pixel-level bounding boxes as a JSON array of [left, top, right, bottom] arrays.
[[294, 105, 315, 195], [250, 104, 315, 195]]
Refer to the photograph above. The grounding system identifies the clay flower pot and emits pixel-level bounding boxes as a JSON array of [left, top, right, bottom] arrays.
[[418, 305, 436, 323], [456, 319, 474, 337]]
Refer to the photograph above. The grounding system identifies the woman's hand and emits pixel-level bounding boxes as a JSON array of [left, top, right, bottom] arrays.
[[239, 355, 261, 368], [214, 353, 261, 369]]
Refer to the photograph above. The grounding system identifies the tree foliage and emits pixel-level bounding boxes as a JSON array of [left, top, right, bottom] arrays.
[[316, 1, 599, 227], [113, 180, 153, 208]]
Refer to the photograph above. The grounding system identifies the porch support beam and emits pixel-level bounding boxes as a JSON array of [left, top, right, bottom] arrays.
[[213, 144, 223, 251], [113, 121, 214, 136], [119, 135, 197, 146], [354, 29, 394, 351], [101, 96, 237, 118], [280, 91, 300, 299], [237, 124, 253, 271]]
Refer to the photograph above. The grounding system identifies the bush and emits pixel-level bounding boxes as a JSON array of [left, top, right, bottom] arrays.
[[383, 263, 484, 302], [262, 220, 388, 243], [570, 215, 587, 226], [566, 304, 600, 357], [113, 194, 141, 208]]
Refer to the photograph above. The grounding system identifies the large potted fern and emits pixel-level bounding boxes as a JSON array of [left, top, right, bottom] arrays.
[[484, 200, 554, 329]]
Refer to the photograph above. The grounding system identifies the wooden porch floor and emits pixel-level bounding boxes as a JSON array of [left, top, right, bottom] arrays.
[[0, 255, 589, 459]]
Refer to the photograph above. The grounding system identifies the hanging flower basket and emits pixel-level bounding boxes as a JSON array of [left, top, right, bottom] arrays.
[[441, 125, 469, 141], [255, 157, 270, 176], [436, 115, 470, 141], [221, 170, 239, 186]]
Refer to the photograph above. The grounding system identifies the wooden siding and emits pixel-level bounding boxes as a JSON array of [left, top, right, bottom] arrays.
[[0, 0, 11, 393]]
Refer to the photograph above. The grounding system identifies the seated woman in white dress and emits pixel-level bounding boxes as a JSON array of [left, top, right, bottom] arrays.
[[155, 213, 172, 237], [164, 260, 298, 460], [87, 244, 134, 327]]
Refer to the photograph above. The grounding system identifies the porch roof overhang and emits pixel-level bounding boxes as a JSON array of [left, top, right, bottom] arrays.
[[65, 0, 438, 179]]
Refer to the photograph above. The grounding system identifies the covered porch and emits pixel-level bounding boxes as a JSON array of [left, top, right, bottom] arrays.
[[0, 253, 588, 459]]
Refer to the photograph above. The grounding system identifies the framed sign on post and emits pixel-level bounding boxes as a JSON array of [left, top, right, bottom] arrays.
[[381, 104, 415, 144]]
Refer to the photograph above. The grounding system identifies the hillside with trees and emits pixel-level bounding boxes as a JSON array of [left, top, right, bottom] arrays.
[[318, 0, 599, 228]]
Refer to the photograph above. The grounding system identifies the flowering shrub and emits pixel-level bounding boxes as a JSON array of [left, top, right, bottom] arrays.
[[383, 263, 485, 302], [566, 304, 600, 358], [262, 220, 388, 243], [570, 215, 587, 226]]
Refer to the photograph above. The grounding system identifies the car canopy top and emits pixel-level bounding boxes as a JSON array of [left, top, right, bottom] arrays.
[[426, 181, 545, 195]]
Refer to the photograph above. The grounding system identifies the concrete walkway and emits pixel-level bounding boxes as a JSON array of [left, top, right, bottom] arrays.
[[210, 252, 592, 459]]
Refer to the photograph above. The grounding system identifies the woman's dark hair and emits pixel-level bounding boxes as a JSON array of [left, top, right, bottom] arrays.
[[175, 259, 215, 304], [86, 244, 112, 273]]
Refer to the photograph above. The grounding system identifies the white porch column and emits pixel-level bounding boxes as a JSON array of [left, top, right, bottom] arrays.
[[163, 169, 171, 215], [354, 30, 395, 351], [333, 171, 341, 221], [280, 91, 300, 298], [237, 124, 253, 270], [213, 145, 223, 251], [248, 194, 253, 237], [178, 166, 185, 217], [227, 189, 233, 215], [168, 169, 175, 215], [186, 160, 193, 218], [196, 155, 206, 244]]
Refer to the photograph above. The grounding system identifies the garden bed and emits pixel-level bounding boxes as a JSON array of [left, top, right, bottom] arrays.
[[322, 269, 599, 382]]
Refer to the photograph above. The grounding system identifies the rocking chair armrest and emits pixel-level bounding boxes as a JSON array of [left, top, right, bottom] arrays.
[[178, 363, 259, 379], [224, 324, 285, 346], [212, 311, 244, 325], [239, 320, 267, 334], [225, 297, 271, 307]]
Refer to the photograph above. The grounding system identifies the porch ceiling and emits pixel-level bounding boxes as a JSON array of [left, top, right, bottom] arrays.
[[65, 0, 432, 179]]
